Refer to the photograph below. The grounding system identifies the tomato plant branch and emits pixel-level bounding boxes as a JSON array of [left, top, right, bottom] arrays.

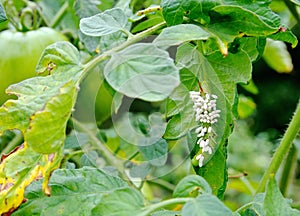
[[81, 21, 166, 79], [147, 178, 176, 192], [139, 197, 193, 216], [256, 99, 300, 193], [279, 145, 297, 196], [47, 1, 69, 28]]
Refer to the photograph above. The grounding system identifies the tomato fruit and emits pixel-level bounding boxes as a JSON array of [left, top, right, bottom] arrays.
[[0, 27, 67, 104]]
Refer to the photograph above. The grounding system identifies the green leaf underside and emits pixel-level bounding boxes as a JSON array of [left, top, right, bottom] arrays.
[[153, 24, 210, 46], [104, 43, 180, 102], [80, 8, 128, 37], [182, 194, 232, 216], [173, 175, 212, 198], [0, 3, 7, 23], [0, 42, 83, 154], [13, 167, 131, 216]]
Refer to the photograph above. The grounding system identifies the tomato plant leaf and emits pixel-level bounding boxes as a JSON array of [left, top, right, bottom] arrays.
[[211, 4, 280, 36], [0, 3, 7, 23], [92, 187, 145, 215], [153, 24, 210, 47], [104, 43, 180, 102], [13, 167, 129, 215], [0, 42, 84, 213], [268, 28, 298, 48], [161, 0, 218, 26], [80, 8, 128, 37], [181, 194, 233, 216], [264, 177, 300, 216], [0, 144, 62, 215], [0, 42, 83, 154], [173, 175, 212, 198]]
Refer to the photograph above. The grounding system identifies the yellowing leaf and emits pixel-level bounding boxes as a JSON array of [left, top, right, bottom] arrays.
[[0, 143, 63, 215]]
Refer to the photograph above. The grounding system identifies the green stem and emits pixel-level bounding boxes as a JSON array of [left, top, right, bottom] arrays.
[[139, 197, 192, 216], [71, 118, 124, 171], [279, 144, 297, 196], [256, 99, 300, 193], [81, 21, 166, 79], [49, 1, 69, 28], [147, 178, 176, 192]]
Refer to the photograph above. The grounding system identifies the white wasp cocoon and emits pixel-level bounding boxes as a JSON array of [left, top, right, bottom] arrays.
[[190, 91, 221, 167]]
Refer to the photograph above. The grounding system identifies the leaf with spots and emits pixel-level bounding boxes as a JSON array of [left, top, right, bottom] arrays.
[[0, 41, 84, 214]]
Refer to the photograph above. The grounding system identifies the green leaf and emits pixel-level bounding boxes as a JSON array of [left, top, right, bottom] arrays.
[[153, 24, 210, 47], [80, 8, 128, 37], [104, 43, 180, 102], [0, 3, 7, 23], [74, 0, 101, 18], [164, 100, 197, 139], [173, 175, 212, 198], [264, 177, 300, 216], [139, 138, 168, 166], [181, 194, 233, 216], [267, 28, 298, 48], [0, 42, 83, 154], [262, 39, 293, 73], [13, 167, 129, 215], [92, 187, 145, 215], [0, 144, 63, 215], [161, 0, 218, 26], [211, 4, 280, 36]]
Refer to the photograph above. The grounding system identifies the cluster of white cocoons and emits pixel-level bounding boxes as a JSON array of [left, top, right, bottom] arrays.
[[189, 91, 221, 167]]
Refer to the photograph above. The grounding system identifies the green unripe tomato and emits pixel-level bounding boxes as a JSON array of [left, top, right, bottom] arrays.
[[0, 27, 67, 104]]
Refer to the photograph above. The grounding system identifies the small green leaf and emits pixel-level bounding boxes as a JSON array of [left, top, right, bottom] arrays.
[[153, 24, 210, 46], [0, 3, 7, 23], [80, 8, 128, 37], [104, 43, 180, 102], [173, 175, 212, 198], [268, 28, 298, 48], [262, 39, 293, 73], [181, 194, 233, 216], [139, 138, 168, 166], [14, 167, 128, 215], [264, 177, 300, 216], [92, 187, 145, 215]]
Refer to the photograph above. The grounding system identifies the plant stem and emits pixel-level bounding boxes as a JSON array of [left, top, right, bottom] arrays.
[[139, 197, 193, 216], [82, 21, 166, 78], [49, 1, 69, 28], [71, 118, 125, 175], [279, 145, 297, 196], [256, 99, 300, 193], [147, 178, 176, 192]]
